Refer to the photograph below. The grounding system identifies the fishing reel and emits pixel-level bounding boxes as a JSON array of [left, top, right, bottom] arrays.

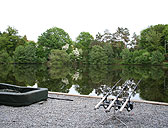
[[100, 99, 134, 112], [125, 101, 133, 112], [119, 99, 134, 112], [94, 79, 141, 113]]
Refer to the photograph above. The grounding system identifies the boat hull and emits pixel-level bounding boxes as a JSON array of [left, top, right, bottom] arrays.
[[0, 83, 48, 106]]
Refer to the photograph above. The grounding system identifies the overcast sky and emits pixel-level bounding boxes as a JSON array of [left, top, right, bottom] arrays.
[[0, 0, 168, 41]]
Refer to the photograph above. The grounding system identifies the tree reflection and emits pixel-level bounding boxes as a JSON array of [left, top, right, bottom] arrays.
[[120, 65, 168, 102], [0, 64, 168, 102], [48, 66, 70, 79], [37, 65, 72, 93], [73, 66, 93, 95], [139, 77, 168, 102], [89, 65, 122, 96], [0, 64, 39, 86], [13, 64, 38, 86], [0, 64, 13, 82]]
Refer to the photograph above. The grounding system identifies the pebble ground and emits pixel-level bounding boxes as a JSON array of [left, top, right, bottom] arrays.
[[0, 94, 168, 128]]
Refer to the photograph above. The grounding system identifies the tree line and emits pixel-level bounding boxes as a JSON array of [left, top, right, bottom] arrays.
[[0, 24, 168, 65]]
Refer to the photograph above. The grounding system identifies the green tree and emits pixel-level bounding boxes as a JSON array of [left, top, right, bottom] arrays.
[[75, 32, 94, 63], [163, 25, 168, 54], [94, 29, 126, 58], [69, 48, 82, 64], [120, 48, 133, 64], [134, 50, 151, 64], [129, 32, 140, 49], [121, 49, 164, 65], [139, 24, 168, 53], [48, 49, 70, 66], [140, 28, 162, 51], [38, 27, 73, 59], [36, 45, 47, 63], [89, 45, 108, 65], [13, 43, 38, 63], [0, 50, 12, 64], [103, 43, 115, 64], [113, 27, 130, 44], [151, 51, 165, 65], [0, 26, 25, 56], [76, 32, 94, 50], [100, 29, 113, 43]]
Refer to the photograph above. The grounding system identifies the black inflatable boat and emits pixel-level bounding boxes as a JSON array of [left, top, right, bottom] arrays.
[[0, 83, 48, 107]]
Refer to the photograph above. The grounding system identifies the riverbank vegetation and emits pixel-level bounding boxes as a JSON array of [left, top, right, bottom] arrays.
[[0, 24, 168, 66]]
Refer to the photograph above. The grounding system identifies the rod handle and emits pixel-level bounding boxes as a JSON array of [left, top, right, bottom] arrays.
[[105, 97, 117, 112], [94, 96, 107, 110]]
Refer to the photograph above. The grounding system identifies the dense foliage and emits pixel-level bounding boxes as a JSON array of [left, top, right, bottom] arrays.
[[0, 26, 25, 56], [120, 49, 165, 65], [89, 45, 108, 65], [0, 24, 168, 65], [13, 43, 40, 63], [138, 24, 168, 53], [0, 50, 12, 64], [37, 27, 73, 59], [48, 49, 70, 66], [75, 32, 94, 63], [76, 32, 94, 50]]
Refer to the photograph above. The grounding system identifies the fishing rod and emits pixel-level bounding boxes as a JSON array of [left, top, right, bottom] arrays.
[[105, 79, 132, 112], [119, 79, 141, 112], [94, 79, 141, 128], [94, 78, 122, 110]]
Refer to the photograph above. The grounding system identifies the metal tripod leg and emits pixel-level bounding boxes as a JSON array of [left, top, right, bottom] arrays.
[[112, 105, 128, 128], [113, 116, 128, 128]]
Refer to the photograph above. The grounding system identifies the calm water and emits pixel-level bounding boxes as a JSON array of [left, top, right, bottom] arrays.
[[0, 64, 168, 103]]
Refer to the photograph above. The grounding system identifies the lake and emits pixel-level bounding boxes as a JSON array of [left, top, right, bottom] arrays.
[[0, 64, 168, 103]]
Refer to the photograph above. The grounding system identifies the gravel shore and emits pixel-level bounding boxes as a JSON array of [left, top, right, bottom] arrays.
[[0, 94, 168, 128]]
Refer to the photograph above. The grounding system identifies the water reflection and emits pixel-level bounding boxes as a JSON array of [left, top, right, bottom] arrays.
[[0, 64, 168, 103]]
